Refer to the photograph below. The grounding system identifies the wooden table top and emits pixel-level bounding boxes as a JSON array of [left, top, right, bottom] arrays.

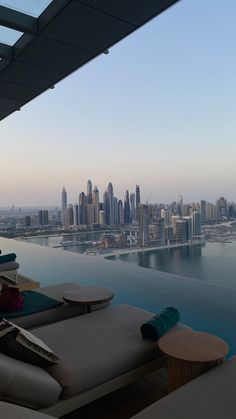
[[63, 286, 114, 305], [158, 331, 229, 363]]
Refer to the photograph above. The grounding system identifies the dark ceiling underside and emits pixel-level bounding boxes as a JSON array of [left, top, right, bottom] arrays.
[[0, 0, 179, 121]]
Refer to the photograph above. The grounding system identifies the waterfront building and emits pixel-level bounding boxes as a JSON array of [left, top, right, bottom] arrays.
[[65, 204, 74, 226], [191, 211, 201, 236], [182, 216, 192, 241], [24, 216, 31, 227], [130, 193, 135, 223], [103, 191, 109, 225], [135, 185, 140, 220], [175, 219, 187, 242], [73, 204, 79, 226], [165, 225, 174, 242], [124, 190, 131, 225], [163, 210, 172, 226], [200, 200, 206, 223], [79, 192, 87, 225], [87, 204, 95, 227], [61, 186, 67, 226], [113, 197, 118, 225], [206, 202, 216, 221], [138, 204, 149, 247], [93, 186, 99, 223], [149, 219, 165, 245], [216, 196, 227, 218], [177, 194, 183, 217], [99, 210, 106, 227], [87, 180, 93, 204], [171, 215, 180, 235], [107, 182, 114, 225], [38, 210, 49, 225], [118, 200, 124, 225]]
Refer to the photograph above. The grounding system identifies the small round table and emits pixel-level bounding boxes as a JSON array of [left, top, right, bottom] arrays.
[[63, 286, 114, 313], [158, 330, 229, 393]]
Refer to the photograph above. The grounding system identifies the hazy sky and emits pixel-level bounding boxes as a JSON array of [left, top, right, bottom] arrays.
[[1, 0, 236, 206]]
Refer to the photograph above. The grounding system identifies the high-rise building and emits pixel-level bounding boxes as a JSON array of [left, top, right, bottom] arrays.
[[65, 204, 74, 226], [87, 204, 95, 226], [124, 190, 130, 224], [38, 210, 49, 225], [135, 185, 140, 221], [163, 210, 172, 226], [138, 204, 149, 247], [113, 197, 118, 225], [99, 210, 106, 227], [182, 216, 192, 241], [73, 204, 79, 226], [24, 216, 31, 227], [130, 193, 135, 223], [118, 200, 124, 225], [175, 220, 187, 242], [87, 180, 93, 204], [79, 192, 87, 225], [93, 186, 99, 223], [61, 186, 67, 225], [191, 211, 201, 236], [171, 215, 180, 235], [107, 182, 114, 225], [103, 191, 109, 225], [200, 200, 206, 223], [216, 197, 227, 218], [177, 194, 183, 218]]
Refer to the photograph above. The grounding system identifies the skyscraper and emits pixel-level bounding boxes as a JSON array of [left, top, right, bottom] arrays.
[[130, 193, 135, 224], [79, 192, 87, 225], [93, 186, 99, 223], [200, 200, 206, 223], [118, 200, 124, 225], [191, 211, 201, 236], [107, 182, 114, 225], [177, 194, 183, 218], [138, 204, 149, 247], [73, 204, 79, 226], [87, 180, 93, 204], [124, 190, 130, 224], [61, 186, 67, 226], [103, 191, 109, 225], [135, 185, 140, 220]]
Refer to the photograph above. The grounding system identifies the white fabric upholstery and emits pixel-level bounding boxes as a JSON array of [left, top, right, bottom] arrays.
[[132, 356, 236, 419], [0, 401, 54, 419], [33, 304, 190, 399], [0, 353, 62, 408]]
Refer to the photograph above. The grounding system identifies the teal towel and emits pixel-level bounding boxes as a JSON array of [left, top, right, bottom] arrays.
[[0, 291, 63, 319], [141, 307, 180, 340], [0, 253, 17, 264]]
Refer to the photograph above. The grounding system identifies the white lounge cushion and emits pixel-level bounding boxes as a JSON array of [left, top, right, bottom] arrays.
[[132, 356, 236, 419], [33, 304, 190, 399], [0, 401, 54, 419], [0, 353, 62, 408]]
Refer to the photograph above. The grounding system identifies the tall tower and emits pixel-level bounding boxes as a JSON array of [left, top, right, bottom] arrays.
[[130, 193, 135, 224], [61, 186, 67, 226], [118, 200, 124, 225], [138, 204, 149, 247], [191, 211, 201, 236], [107, 182, 114, 225], [93, 186, 99, 223], [177, 193, 183, 218], [124, 190, 130, 225], [135, 185, 140, 220], [87, 180, 93, 204], [79, 192, 87, 225]]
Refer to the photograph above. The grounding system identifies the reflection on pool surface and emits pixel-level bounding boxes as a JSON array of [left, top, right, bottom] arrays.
[[1, 237, 236, 357]]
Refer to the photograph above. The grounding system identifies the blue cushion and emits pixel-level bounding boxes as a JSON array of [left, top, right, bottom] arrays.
[[141, 307, 180, 340]]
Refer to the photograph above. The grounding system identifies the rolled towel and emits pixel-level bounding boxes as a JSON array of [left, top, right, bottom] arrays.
[[141, 307, 180, 340], [0, 253, 17, 264]]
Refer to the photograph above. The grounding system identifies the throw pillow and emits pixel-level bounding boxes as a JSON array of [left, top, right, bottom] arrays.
[[0, 319, 59, 368]]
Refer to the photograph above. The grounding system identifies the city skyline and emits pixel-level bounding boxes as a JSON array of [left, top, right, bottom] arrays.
[[1, 0, 236, 206]]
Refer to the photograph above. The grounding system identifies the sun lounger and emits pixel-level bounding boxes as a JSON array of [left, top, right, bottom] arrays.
[[0, 304, 190, 417], [131, 356, 236, 419]]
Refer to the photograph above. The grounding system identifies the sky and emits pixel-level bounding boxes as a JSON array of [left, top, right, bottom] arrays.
[[0, 0, 236, 206]]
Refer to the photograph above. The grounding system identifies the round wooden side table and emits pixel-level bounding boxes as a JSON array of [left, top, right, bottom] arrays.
[[158, 330, 229, 392], [63, 286, 114, 313]]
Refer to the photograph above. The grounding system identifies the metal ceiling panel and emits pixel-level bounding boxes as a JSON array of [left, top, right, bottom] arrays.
[[80, 0, 179, 26], [18, 36, 94, 73], [0, 96, 23, 111], [0, 0, 180, 121], [0, 60, 63, 89], [42, 2, 134, 53]]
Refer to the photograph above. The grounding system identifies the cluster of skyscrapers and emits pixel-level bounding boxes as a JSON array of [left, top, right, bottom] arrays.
[[61, 181, 140, 228]]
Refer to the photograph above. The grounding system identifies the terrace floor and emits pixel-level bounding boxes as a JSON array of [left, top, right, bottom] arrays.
[[63, 368, 168, 419]]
